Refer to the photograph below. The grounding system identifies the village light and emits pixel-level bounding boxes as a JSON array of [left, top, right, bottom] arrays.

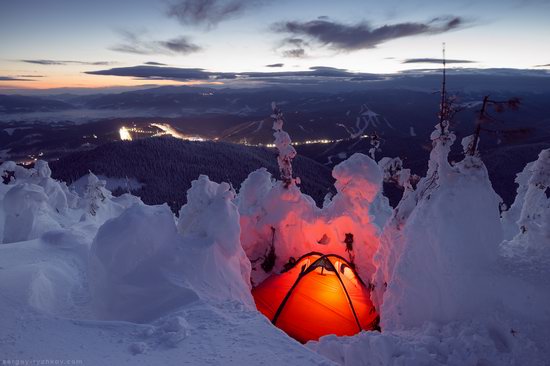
[[119, 126, 132, 141]]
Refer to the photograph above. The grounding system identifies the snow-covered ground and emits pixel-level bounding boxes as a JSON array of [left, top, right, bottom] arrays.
[[1, 122, 549, 365]]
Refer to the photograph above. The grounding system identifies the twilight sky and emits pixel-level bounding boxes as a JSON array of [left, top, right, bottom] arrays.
[[1, 0, 549, 90]]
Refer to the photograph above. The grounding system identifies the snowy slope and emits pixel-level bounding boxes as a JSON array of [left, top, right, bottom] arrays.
[[1, 292, 333, 365], [1, 141, 549, 365]]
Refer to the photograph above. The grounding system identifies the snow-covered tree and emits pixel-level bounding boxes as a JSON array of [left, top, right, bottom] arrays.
[[378, 156, 415, 191], [502, 148, 550, 252], [238, 153, 387, 285], [374, 121, 504, 328], [271, 102, 297, 188], [82, 172, 109, 217], [368, 132, 381, 160]]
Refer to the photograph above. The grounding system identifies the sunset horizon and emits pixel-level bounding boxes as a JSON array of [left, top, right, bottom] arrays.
[[2, 0, 549, 90]]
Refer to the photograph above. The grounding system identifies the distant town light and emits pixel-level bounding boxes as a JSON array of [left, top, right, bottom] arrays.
[[119, 126, 133, 141], [150, 123, 204, 141]]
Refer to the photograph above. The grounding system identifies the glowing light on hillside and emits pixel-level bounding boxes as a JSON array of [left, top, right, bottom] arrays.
[[119, 126, 132, 141], [150, 123, 204, 141]]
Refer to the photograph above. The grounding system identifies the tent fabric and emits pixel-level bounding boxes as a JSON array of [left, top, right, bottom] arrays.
[[252, 252, 379, 343]]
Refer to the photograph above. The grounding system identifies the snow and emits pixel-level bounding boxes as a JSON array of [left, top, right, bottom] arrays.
[[89, 203, 189, 322], [309, 319, 545, 366], [501, 148, 550, 253], [237, 153, 388, 285], [339, 105, 393, 139], [271, 102, 297, 186], [1, 131, 550, 366], [0, 162, 332, 365], [351, 124, 548, 364], [374, 125, 505, 329], [3, 126, 32, 136], [2, 183, 62, 243]]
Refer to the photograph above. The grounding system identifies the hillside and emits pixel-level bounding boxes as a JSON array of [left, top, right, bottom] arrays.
[[50, 137, 334, 211]]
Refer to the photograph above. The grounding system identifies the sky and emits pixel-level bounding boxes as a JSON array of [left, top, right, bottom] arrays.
[[1, 0, 549, 90]]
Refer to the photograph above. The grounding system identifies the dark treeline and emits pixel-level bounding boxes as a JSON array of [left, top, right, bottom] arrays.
[[50, 137, 335, 212]]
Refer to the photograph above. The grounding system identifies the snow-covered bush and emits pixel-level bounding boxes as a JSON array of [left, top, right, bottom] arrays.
[[271, 102, 297, 187], [72, 171, 139, 225], [80, 172, 110, 217]]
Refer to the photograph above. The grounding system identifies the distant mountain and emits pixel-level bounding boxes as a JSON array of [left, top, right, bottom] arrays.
[[0, 94, 73, 113], [4, 72, 550, 209], [50, 137, 335, 212]]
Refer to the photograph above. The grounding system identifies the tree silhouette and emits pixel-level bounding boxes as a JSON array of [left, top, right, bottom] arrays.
[[467, 95, 521, 156]]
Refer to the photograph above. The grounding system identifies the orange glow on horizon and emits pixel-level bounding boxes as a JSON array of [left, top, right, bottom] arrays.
[[0, 75, 225, 90]]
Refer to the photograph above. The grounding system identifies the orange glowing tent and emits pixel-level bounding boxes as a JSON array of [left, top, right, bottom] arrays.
[[252, 252, 379, 343]]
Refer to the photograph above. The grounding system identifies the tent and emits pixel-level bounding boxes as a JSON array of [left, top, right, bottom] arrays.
[[252, 252, 379, 343]]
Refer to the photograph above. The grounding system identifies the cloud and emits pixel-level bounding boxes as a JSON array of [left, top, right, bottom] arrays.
[[110, 31, 202, 56], [282, 48, 306, 58], [86, 66, 235, 81], [167, 0, 265, 28], [159, 37, 202, 54], [144, 62, 167, 66], [20, 59, 112, 66], [273, 16, 465, 51], [0, 76, 35, 81], [278, 37, 309, 58], [85, 65, 384, 83], [402, 58, 476, 64], [266, 63, 284, 67]]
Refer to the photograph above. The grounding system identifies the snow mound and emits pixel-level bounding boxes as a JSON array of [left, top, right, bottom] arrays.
[[2, 183, 62, 243], [90, 175, 253, 322], [0, 161, 131, 244], [177, 175, 253, 307], [89, 203, 192, 322]]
